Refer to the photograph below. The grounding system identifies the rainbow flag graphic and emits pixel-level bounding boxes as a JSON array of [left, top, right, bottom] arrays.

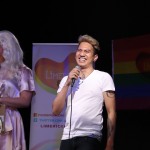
[[113, 34, 150, 110]]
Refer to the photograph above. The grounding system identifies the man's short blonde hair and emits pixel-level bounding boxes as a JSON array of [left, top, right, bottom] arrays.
[[78, 34, 100, 55]]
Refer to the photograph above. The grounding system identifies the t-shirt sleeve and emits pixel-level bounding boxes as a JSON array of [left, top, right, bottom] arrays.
[[102, 73, 115, 92], [57, 76, 68, 93]]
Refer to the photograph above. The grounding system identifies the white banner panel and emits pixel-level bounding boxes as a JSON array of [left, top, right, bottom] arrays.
[[29, 43, 77, 150]]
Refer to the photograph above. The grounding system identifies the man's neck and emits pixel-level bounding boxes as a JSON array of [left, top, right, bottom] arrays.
[[80, 67, 94, 79]]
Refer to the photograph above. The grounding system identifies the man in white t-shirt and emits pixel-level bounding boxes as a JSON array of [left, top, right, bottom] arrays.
[[52, 34, 116, 150]]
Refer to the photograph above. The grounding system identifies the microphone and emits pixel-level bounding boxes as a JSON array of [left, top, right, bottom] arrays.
[[71, 66, 81, 87]]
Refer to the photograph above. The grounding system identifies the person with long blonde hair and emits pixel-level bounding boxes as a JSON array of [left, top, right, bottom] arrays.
[[0, 30, 35, 150]]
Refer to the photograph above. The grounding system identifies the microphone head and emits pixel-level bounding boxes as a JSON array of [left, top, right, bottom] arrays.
[[75, 65, 81, 70]]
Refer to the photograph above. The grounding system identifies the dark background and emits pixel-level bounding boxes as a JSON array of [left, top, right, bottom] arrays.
[[1, 1, 150, 150]]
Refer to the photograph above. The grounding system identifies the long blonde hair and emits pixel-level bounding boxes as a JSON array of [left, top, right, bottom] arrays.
[[0, 30, 24, 79]]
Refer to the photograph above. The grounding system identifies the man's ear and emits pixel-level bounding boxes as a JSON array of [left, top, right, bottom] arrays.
[[94, 55, 98, 62]]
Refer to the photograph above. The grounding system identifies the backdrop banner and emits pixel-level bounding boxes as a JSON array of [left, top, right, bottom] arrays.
[[29, 43, 77, 150]]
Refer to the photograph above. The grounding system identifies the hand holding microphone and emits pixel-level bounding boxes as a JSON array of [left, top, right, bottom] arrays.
[[71, 66, 81, 87]]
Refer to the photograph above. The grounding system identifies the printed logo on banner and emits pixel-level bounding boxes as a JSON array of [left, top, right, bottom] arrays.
[[34, 52, 76, 94]]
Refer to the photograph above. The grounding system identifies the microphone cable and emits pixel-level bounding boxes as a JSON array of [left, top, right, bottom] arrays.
[[69, 85, 73, 139]]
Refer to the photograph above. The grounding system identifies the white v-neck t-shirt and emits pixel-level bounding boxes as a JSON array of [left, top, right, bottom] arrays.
[[57, 70, 115, 140]]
